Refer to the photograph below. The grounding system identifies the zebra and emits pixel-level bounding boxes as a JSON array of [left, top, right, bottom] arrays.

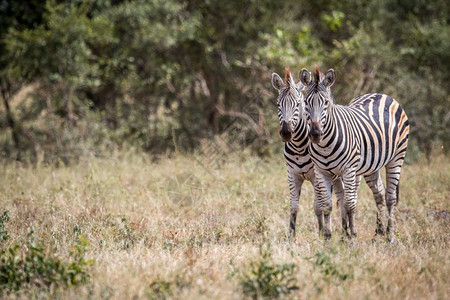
[[298, 66, 410, 242], [272, 67, 347, 238]]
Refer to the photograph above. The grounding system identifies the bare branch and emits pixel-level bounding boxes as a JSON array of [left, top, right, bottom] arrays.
[[215, 104, 266, 137]]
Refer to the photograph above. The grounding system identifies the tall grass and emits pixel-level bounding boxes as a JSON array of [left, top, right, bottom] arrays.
[[0, 151, 448, 298]]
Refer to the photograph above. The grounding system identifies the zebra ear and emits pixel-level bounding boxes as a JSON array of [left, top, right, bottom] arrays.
[[324, 69, 335, 88], [271, 73, 284, 91], [299, 68, 311, 86]]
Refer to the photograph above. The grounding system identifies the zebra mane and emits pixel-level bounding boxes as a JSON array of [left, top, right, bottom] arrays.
[[284, 67, 291, 87], [314, 65, 320, 88]]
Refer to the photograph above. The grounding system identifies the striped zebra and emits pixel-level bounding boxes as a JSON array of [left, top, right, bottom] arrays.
[[299, 66, 410, 242], [272, 68, 347, 237]]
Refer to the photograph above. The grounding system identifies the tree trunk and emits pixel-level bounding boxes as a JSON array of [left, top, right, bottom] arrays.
[[1, 85, 21, 160], [66, 84, 75, 126], [203, 71, 220, 133]]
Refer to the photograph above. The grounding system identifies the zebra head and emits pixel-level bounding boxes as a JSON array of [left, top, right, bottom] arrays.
[[271, 67, 305, 143], [299, 66, 335, 144]]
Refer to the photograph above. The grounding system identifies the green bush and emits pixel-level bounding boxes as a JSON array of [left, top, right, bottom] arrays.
[[0, 211, 9, 243], [0, 0, 448, 162], [239, 243, 298, 299], [0, 235, 94, 293], [310, 251, 352, 283], [146, 276, 190, 300], [117, 217, 136, 250]]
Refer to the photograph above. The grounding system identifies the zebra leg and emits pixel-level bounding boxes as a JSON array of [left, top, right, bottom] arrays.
[[339, 176, 361, 238], [288, 172, 303, 238], [316, 211, 324, 237], [332, 179, 348, 238], [385, 158, 405, 243], [364, 171, 386, 236], [323, 212, 332, 240], [314, 170, 333, 239], [355, 175, 362, 190], [342, 169, 358, 238]]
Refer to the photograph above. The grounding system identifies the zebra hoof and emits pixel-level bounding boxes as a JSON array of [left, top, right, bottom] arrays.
[[289, 227, 295, 236], [387, 235, 396, 244], [288, 231, 295, 241], [375, 228, 386, 236]]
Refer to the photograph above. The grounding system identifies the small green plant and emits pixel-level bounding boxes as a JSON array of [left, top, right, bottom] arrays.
[[0, 234, 94, 293], [117, 217, 136, 250], [239, 243, 298, 299], [0, 211, 10, 243], [310, 251, 352, 283], [146, 276, 190, 299]]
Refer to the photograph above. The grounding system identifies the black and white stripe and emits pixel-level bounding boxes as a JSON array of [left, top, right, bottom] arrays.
[[272, 68, 359, 238], [299, 67, 410, 241], [272, 68, 344, 237]]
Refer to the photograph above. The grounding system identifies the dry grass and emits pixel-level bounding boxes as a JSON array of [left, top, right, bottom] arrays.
[[0, 151, 449, 299]]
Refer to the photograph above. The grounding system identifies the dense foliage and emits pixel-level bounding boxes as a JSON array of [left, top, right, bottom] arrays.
[[0, 236, 93, 293], [1, 0, 448, 163]]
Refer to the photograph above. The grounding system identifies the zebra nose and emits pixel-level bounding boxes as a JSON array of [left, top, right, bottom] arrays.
[[280, 120, 293, 142], [310, 122, 321, 134], [309, 122, 322, 142]]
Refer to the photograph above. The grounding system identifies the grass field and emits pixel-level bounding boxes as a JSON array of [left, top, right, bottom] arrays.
[[0, 151, 449, 299]]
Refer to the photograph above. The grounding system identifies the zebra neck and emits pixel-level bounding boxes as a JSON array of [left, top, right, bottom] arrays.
[[287, 119, 309, 152], [318, 105, 338, 149]]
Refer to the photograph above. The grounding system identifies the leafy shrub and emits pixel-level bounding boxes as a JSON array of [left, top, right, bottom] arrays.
[[310, 251, 352, 283], [146, 276, 190, 300], [117, 217, 136, 250], [239, 244, 298, 299], [0, 211, 9, 243], [0, 235, 94, 293]]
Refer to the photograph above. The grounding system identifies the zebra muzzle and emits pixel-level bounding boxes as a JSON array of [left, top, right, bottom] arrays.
[[280, 120, 293, 142], [309, 122, 322, 143]]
